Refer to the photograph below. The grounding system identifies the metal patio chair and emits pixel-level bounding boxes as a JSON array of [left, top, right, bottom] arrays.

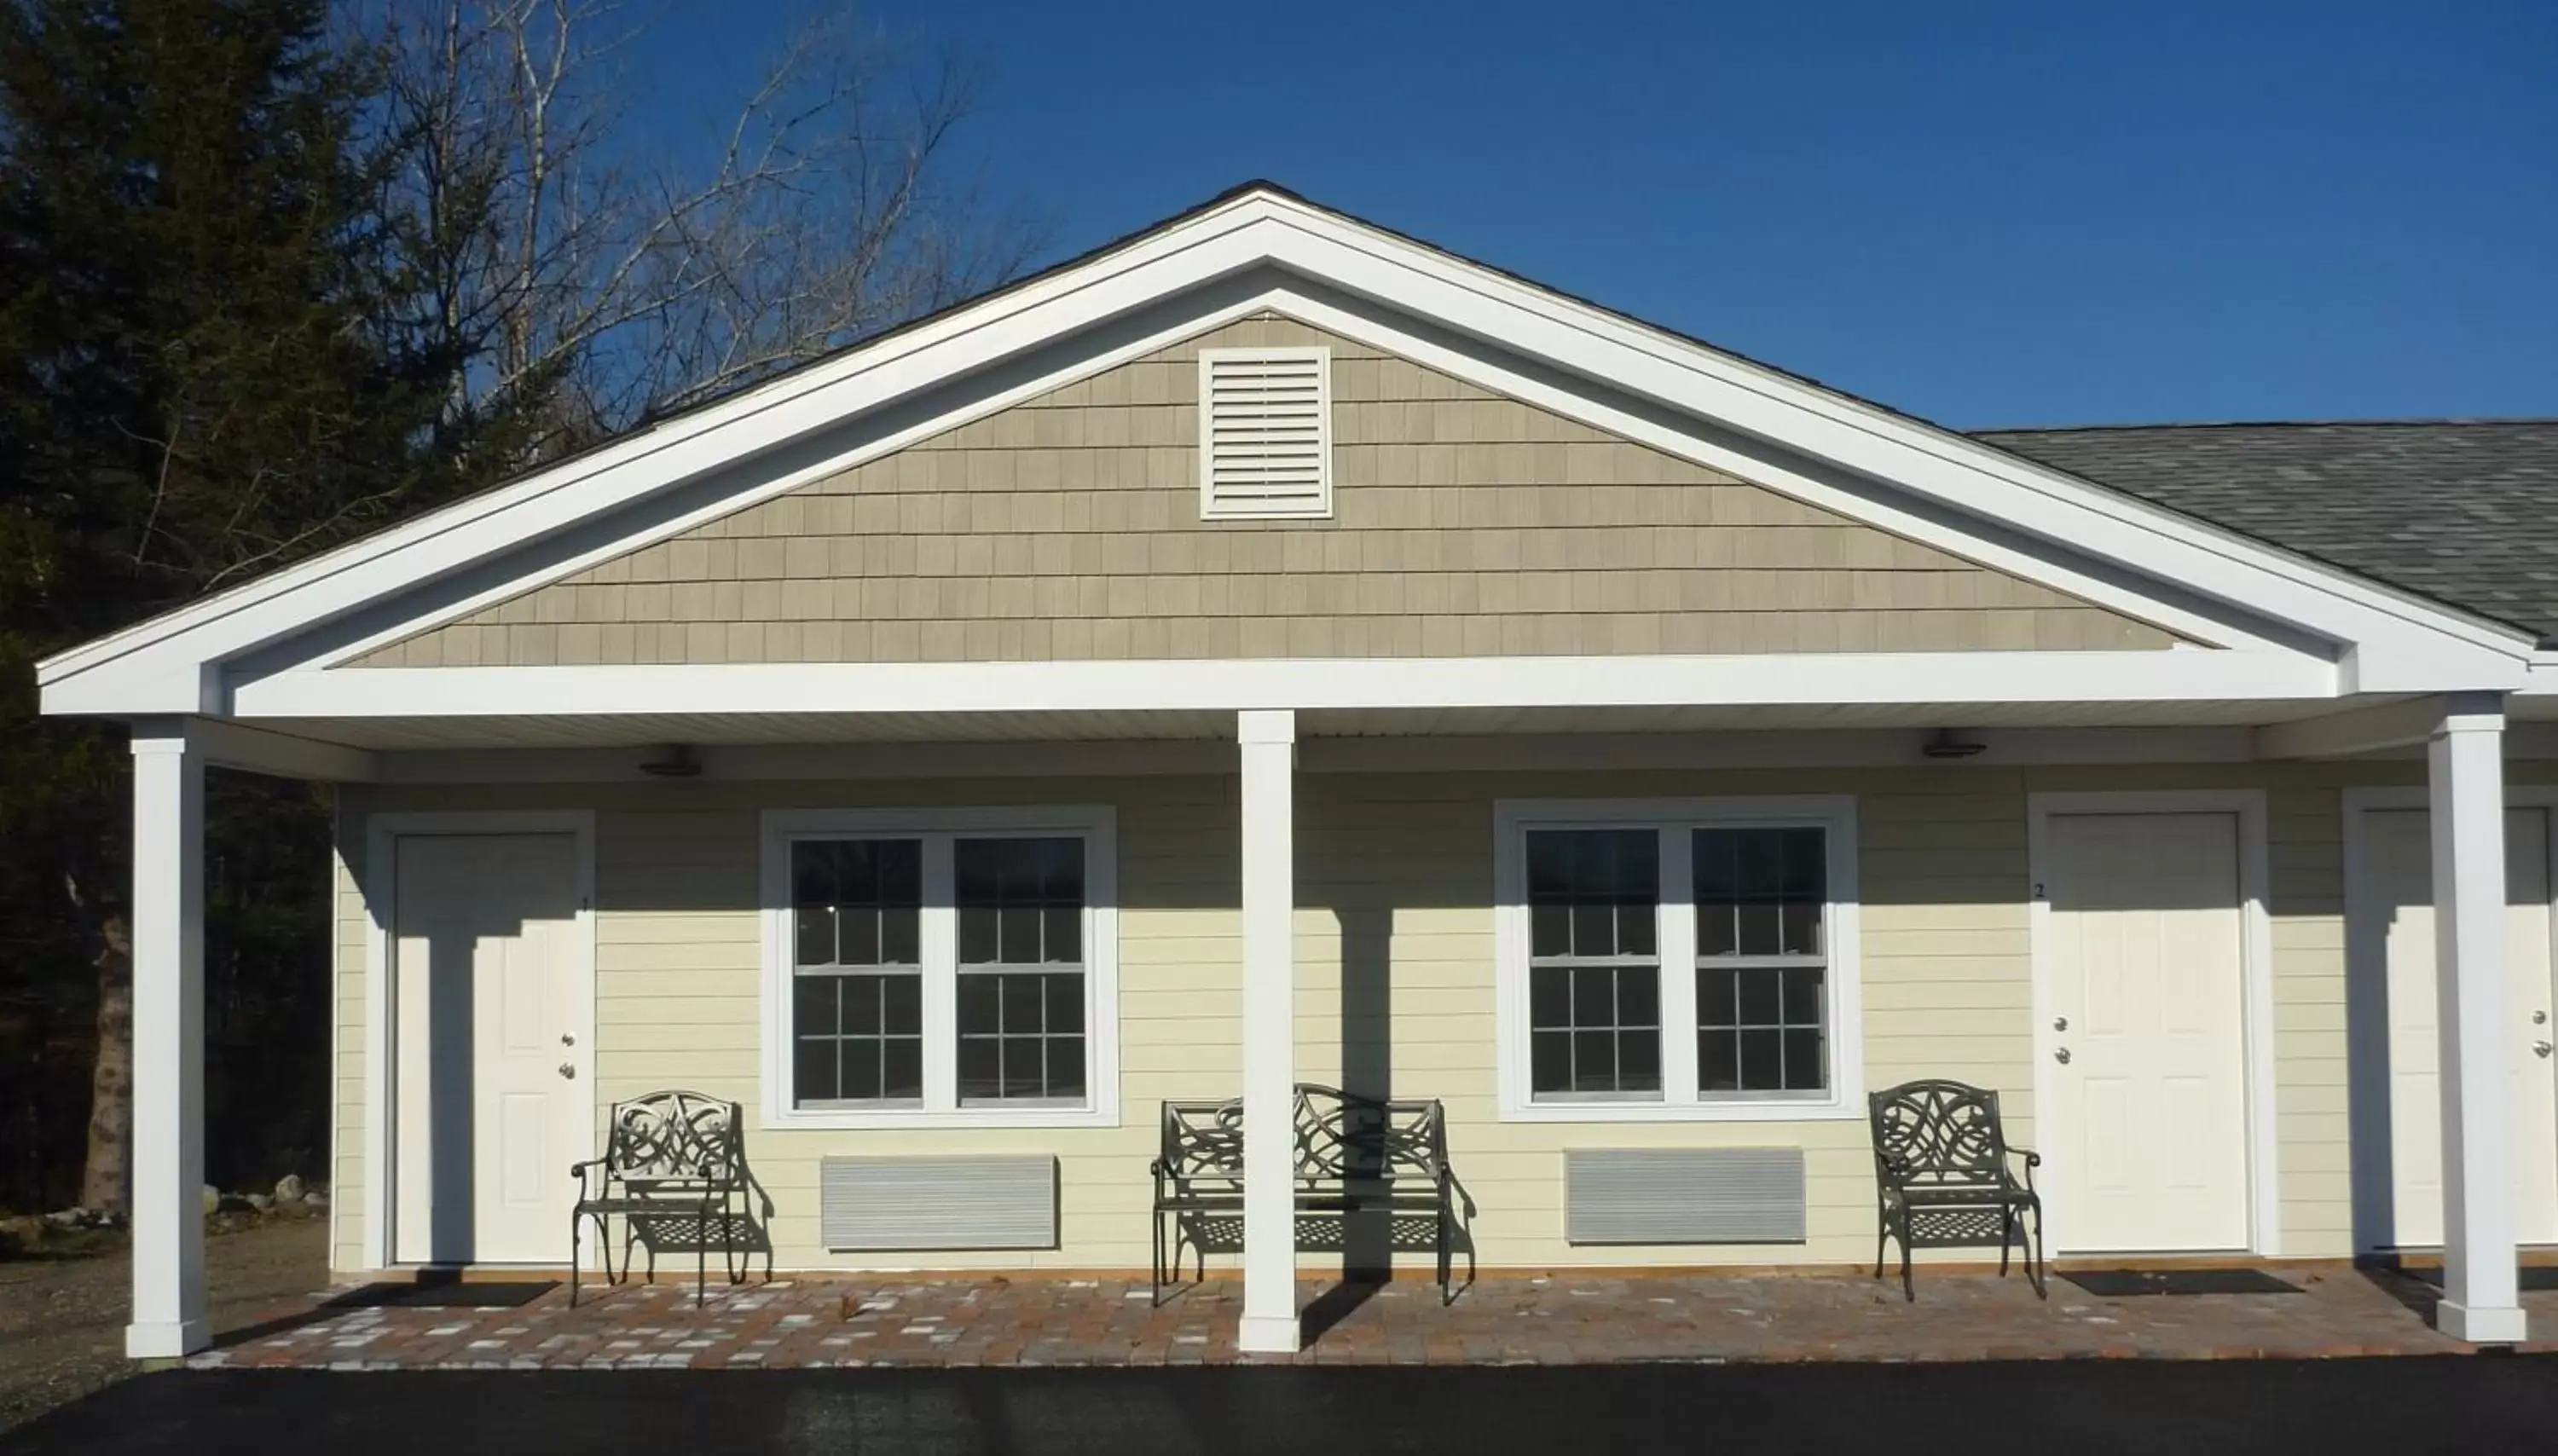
[[569, 1089, 769, 1306], [1868, 1078, 2046, 1301], [1150, 1083, 1475, 1306]]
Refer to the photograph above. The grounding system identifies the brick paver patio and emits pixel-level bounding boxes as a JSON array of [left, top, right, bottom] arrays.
[[186, 1266, 2558, 1370]]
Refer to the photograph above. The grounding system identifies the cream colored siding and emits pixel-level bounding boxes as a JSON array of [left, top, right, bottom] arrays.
[[328, 834, 368, 1273], [2017, 760, 2450, 1259], [334, 777, 1239, 1276], [2270, 784, 2355, 1254], [1288, 771, 2029, 1263], [327, 760, 2557, 1277], [355, 315, 2175, 669]]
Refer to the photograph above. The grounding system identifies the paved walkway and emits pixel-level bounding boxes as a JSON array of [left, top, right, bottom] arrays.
[[188, 1266, 2558, 1369]]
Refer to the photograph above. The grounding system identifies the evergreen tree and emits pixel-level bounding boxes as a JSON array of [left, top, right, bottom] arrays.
[[0, 0, 502, 1208]]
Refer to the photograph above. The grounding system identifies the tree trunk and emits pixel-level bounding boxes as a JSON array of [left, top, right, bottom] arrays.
[[80, 913, 134, 1214]]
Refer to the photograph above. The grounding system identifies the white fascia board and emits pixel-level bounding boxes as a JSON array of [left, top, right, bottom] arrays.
[[35, 194, 1293, 711], [246, 277, 2293, 690], [41, 188, 2532, 715], [229, 650, 2336, 722], [1252, 209, 2533, 685], [1264, 286, 2266, 656]]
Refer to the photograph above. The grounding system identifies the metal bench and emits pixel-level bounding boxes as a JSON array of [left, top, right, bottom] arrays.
[[569, 1089, 771, 1306], [1868, 1078, 2046, 1300], [1150, 1083, 1474, 1305]]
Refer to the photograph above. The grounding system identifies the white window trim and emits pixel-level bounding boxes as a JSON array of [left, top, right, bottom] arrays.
[[1197, 344, 1333, 521], [760, 805, 1120, 1130], [1493, 795, 1863, 1124]]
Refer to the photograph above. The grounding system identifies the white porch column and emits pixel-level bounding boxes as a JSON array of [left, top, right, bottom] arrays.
[[2428, 690, 2526, 1343], [125, 719, 207, 1359], [1236, 708, 1299, 1354]]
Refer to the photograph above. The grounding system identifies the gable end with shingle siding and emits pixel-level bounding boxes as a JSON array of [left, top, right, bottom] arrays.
[[353, 316, 2177, 667]]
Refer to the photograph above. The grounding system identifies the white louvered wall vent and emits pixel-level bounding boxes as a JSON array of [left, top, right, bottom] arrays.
[[1565, 1148, 1807, 1245], [1198, 347, 1333, 519], [820, 1155, 1058, 1251]]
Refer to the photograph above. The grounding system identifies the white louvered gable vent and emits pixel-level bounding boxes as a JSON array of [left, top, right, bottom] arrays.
[[1198, 347, 1333, 519]]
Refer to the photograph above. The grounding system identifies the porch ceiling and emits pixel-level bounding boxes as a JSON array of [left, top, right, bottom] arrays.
[[248, 697, 2354, 754]]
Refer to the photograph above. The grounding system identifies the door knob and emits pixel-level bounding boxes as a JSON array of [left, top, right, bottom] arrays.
[[561, 1031, 576, 1046], [2536, 1010, 2549, 1026], [2054, 1047, 2072, 1066], [2535, 1041, 2553, 1060], [2052, 1016, 2069, 1032], [558, 1062, 577, 1079]]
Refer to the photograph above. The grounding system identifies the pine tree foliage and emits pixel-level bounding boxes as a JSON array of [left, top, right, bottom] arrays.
[[0, 0, 521, 1207], [0, 0, 1028, 1210]]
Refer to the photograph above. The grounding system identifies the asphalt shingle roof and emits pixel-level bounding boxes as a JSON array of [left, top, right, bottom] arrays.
[[1971, 421, 2558, 645]]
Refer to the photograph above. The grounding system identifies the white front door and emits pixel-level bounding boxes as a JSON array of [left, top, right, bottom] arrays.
[[2358, 806, 2558, 1249], [391, 833, 585, 1265], [2044, 812, 2253, 1252]]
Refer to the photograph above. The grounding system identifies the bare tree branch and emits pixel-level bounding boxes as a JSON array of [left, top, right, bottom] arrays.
[[362, 1, 1044, 460]]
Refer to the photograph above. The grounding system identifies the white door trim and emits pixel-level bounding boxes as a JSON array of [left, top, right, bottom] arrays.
[[2341, 784, 2558, 1253], [361, 810, 597, 1271], [2026, 789, 2280, 1257]]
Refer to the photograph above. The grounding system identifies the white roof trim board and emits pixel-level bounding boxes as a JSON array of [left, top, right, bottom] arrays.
[[37, 185, 2543, 720]]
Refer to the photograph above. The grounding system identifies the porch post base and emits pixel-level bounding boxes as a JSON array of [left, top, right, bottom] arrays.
[[124, 1318, 211, 1360], [2436, 1298, 2527, 1344], [1236, 1313, 1302, 1355]]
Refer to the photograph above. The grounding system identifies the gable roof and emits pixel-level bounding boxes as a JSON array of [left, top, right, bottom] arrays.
[[1978, 421, 2558, 646], [33, 184, 2544, 719]]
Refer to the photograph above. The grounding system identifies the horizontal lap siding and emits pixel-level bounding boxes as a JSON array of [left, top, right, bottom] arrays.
[[1288, 771, 2032, 1268], [591, 779, 1235, 1272], [2021, 760, 2434, 1259], [333, 777, 1240, 1275], [329, 839, 367, 1272], [329, 761, 2558, 1276]]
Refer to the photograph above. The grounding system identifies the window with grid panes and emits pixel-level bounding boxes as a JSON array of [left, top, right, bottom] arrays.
[[955, 836, 1087, 1103], [1693, 827, 1830, 1095], [1525, 829, 1663, 1098], [1499, 799, 1856, 1121], [790, 839, 924, 1105], [783, 827, 1099, 1113]]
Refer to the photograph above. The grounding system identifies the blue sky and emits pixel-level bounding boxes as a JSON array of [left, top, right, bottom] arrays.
[[631, 1, 2555, 429]]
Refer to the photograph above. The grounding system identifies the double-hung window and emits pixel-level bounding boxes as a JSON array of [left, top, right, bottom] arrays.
[[1497, 798, 1861, 1122], [765, 807, 1118, 1129]]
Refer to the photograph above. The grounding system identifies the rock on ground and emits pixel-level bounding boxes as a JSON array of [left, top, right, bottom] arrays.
[[0, 1217, 328, 1436]]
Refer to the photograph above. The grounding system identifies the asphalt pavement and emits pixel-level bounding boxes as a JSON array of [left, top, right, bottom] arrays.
[[3, 1355, 2547, 1455]]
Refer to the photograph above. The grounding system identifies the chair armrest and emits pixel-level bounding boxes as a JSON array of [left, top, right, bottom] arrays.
[[2008, 1146, 2041, 1192], [1438, 1164, 1478, 1220]]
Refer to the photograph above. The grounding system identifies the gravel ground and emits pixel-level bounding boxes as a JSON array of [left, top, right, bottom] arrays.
[[0, 1217, 328, 1436]]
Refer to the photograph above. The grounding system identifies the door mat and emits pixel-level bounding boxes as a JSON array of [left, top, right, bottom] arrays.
[[2402, 1266, 2558, 1292], [322, 1280, 558, 1309], [2061, 1269, 2301, 1297]]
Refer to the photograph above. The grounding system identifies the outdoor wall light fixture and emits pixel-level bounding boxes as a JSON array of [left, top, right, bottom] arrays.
[[638, 744, 703, 777], [1920, 729, 1988, 760]]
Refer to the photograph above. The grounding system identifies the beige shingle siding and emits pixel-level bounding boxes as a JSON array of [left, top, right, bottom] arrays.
[[354, 315, 2174, 667], [324, 760, 2558, 1278]]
